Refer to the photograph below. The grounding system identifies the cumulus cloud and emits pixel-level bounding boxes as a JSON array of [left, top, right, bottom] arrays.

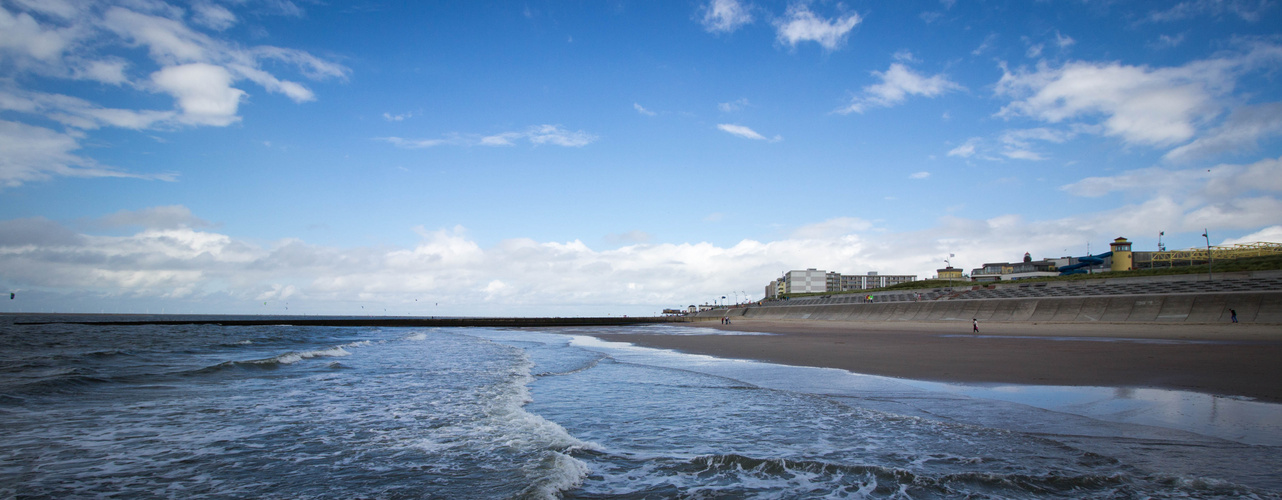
[[773, 4, 861, 51], [150, 63, 244, 126], [0, 0, 347, 186], [700, 0, 753, 33], [5, 199, 1281, 314], [837, 63, 963, 114], [995, 42, 1282, 151], [716, 123, 780, 141], [381, 125, 598, 149]]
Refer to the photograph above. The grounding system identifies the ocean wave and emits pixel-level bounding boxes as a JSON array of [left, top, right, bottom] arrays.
[[2, 368, 113, 396], [533, 352, 608, 377], [263, 346, 352, 365], [190, 346, 354, 375], [615, 453, 1261, 498], [401, 331, 429, 342]]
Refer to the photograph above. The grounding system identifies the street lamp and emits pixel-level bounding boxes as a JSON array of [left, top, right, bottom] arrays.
[[1202, 229, 1213, 281]]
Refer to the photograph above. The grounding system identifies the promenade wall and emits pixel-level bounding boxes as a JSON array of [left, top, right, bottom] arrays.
[[697, 291, 1282, 324]]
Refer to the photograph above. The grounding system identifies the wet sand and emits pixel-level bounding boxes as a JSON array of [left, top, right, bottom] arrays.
[[590, 319, 1282, 403]]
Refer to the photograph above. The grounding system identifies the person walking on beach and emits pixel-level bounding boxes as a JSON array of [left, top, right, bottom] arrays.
[[1230, 309, 1238, 323], [973, 318, 979, 333]]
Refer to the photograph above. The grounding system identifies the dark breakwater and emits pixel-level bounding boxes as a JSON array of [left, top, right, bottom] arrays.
[[16, 315, 685, 328]]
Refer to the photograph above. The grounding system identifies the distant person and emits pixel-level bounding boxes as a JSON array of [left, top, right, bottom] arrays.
[[1230, 309, 1238, 323], [973, 318, 979, 333]]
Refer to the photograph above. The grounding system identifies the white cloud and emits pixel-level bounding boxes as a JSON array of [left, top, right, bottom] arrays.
[[379, 136, 456, 149], [947, 138, 979, 158], [972, 33, 998, 56], [1002, 149, 1044, 161], [0, 1, 348, 186], [1025, 42, 1043, 59], [700, 0, 753, 33], [1062, 155, 1282, 207], [910, 171, 931, 179], [0, 120, 175, 187], [0, 86, 175, 130], [191, 3, 236, 31], [150, 63, 244, 126], [997, 60, 1216, 146], [1163, 102, 1282, 162], [383, 111, 412, 122], [7, 196, 1282, 314], [792, 217, 873, 239], [1055, 31, 1075, 49], [718, 98, 749, 112], [998, 127, 1075, 161], [716, 123, 780, 141], [633, 102, 656, 116], [1223, 225, 1282, 245], [75, 59, 131, 85], [93, 205, 211, 230], [1147, 0, 1275, 23], [381, 125, 598, 149], [605, 230, 653, 245], [838, 63, 963, 114], [526, 124, 597, 147], [995, 44, 1282, 149], [479, 132, 523, 146], [773, 4, 861, 51], [1151, 33, 1186, 49], [0, 6, 76, 62]]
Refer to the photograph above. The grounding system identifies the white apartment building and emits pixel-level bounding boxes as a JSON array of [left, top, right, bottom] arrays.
[[784, 269, 829, 294], [767, 269, 917, 298], [839, 272, 916, 290]]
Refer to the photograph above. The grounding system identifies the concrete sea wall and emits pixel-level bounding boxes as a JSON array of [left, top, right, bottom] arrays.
[[700, 292, 1282, 324]]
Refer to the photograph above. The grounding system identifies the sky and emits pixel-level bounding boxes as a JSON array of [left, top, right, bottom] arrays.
[[2, 0, 1282, 317]]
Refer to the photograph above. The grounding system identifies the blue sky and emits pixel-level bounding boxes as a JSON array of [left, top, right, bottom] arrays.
[[2, 0, 1281, 316]]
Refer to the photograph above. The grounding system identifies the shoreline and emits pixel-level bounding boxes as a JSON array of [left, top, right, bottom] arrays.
[[588, 319, 1282, 404]]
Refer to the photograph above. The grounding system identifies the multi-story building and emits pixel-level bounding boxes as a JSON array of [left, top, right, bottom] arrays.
[[770, 269, 917, 297], [784, 269, 828, 294], [838, 272, 916, 290]]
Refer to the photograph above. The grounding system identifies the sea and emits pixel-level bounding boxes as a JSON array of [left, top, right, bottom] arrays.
[[2, 314, 1280, 499]]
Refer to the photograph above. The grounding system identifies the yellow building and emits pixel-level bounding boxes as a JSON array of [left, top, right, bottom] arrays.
[[936, 267, 964, 280], [1110, 237, 1133, 272]]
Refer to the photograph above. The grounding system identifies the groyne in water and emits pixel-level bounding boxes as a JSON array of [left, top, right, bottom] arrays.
[[701, 291, 1282, 324], [17, 316, 684, 328]]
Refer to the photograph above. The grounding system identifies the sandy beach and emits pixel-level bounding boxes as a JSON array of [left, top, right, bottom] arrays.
[[590, 319, 1282, 403]]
